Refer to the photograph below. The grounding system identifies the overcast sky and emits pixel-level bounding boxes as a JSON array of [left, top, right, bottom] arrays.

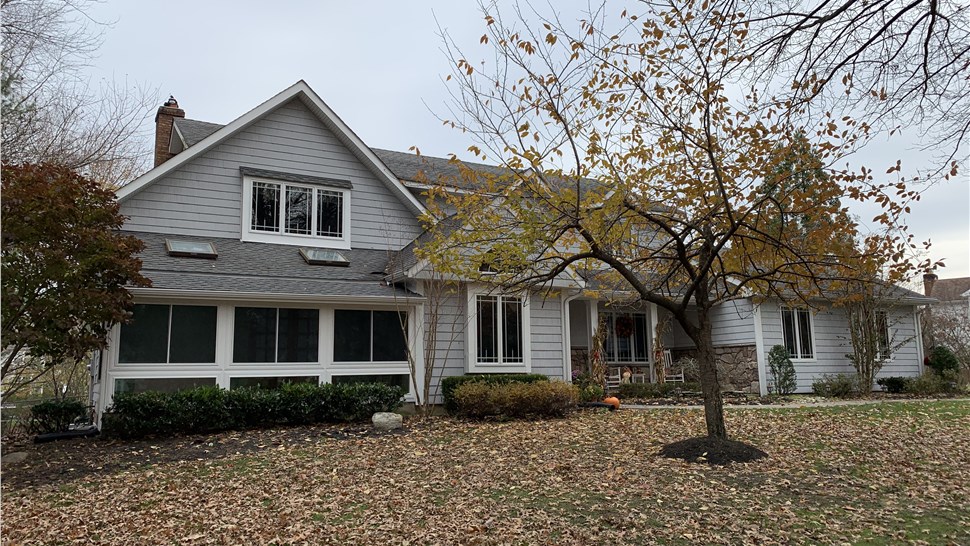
[[83, 1, 969, 280]]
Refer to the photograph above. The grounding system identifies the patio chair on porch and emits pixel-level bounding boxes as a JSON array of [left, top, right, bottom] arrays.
[[662, 349, 685, 383], [606, 367, 622, 391]]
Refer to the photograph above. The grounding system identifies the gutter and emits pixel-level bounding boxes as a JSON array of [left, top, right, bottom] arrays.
[[127, 287, 426, 304]]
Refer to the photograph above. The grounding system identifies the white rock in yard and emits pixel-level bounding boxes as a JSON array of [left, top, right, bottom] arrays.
[[372, 412, 403, 431], [1, 452, 28, 464]]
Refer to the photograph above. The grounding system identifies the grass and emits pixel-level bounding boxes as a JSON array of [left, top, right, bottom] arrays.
[[2, 400, 968, 545]]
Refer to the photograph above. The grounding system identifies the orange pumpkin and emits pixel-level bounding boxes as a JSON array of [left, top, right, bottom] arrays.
[[603, 396, 621, 410]]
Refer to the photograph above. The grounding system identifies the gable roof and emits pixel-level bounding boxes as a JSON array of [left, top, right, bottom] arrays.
[[930, 277, 970, 302], [115, 80, 425, 215]]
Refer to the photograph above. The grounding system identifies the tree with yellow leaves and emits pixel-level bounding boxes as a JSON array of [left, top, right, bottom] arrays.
[[418, 2, 930, 456]]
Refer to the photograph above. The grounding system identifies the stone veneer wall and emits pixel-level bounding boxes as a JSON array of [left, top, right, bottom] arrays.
[[570, 348, 589, 377], [670, 345, 760, 392]]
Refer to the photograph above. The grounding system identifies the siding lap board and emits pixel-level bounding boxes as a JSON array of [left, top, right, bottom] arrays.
[[121, 99, 422, 250]]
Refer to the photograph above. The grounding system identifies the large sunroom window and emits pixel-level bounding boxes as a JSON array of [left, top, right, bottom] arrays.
[[118, 304, 217, 364], [232, 307, 320, 363], [333, 310, 408, 362]]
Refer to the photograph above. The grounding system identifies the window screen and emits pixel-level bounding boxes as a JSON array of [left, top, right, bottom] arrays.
[[119, 304, 170, 363], [333, 309, 371, 362], [233, 307, 277, 363], [169, 305, 217, 363]]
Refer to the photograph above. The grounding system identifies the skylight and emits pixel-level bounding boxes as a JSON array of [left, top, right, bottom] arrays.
[[300, 247, 349, 266], [165, 239, 217, 259]]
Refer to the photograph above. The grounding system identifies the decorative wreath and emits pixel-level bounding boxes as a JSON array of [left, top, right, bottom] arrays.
[[614, 315, 634, 338]]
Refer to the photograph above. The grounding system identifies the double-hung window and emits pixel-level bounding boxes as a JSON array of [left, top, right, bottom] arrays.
[[243, 172, 351, 248], [781, 307, 814, 360], [468, 289, 530, 372]]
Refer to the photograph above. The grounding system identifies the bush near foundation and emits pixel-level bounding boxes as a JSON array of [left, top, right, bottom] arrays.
[[102, 382, 404, 439], [452, 381, 579, 419], [29, 399, 89, 434], [441, 373, 549, 414]]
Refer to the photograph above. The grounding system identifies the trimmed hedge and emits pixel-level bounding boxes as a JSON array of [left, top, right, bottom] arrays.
[[441, 374, 549, 414], [102, 382, 404, 439], [452, 380, 579, 419], [29, 399, 88, 434]]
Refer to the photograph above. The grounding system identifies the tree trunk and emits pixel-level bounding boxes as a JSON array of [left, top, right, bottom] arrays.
[[695, 305, 727, 439]]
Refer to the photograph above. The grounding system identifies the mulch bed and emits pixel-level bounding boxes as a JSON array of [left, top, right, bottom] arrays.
[[659, 436, 769, 465], [0, 422, 411, 490]]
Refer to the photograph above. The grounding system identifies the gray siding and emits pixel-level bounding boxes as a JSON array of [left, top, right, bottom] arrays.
[[760, 301, 922, 393], [530, 294, 565, 379], [661, 299, 757, 349], [121, 98, 423, 250], [423, 283, 567, 403], [424, 283, 468, 405]]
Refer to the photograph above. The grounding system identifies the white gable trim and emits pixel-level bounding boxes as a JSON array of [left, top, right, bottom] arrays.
[[115, 80, 426, 216]]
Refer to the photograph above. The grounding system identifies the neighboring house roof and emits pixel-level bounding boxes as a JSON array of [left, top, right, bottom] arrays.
[[130, 231, 419, 301], [115, 80, 426, 215], [930, 277, 970, 302]]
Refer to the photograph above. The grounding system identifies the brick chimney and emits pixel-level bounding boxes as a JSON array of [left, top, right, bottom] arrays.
[[923, 272, 938, 297], [154, 96, 185, 167]]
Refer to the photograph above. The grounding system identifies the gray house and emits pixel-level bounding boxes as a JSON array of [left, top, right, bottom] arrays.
[[92, 81, 932, 418]]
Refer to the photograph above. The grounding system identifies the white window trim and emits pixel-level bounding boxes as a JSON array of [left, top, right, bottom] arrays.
[[781, 306, 816, 362], [466, 286, 532, 373], [241, 175, 352, 249]]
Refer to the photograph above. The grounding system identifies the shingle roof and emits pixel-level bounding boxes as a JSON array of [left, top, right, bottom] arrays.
[[929, 277, 970, 302], [129, 231, 418, 300], [171, 118, 602, 195], [173, 119, 223, 147]]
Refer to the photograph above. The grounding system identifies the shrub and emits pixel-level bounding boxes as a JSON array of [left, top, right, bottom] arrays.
[[812, 373, 859, 398], [452, 380, 579, 419], [767, 345, 798, 395], [618, 382, 673, 399], [876, 376, 910, 394], [441, 374, 548, 414], [578, 383, 605, 403], [905, 371, 956, 396], [29, 399, 88, 434], [103, 382, 404, 439], [926, 346, 960, 376]]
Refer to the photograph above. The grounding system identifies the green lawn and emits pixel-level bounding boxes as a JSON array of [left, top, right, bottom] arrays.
[[2, 400, 968, 545]]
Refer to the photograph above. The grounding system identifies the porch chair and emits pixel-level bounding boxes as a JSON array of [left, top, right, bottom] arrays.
[[662, 349, 685, 383], [605, 367, 622, 391]]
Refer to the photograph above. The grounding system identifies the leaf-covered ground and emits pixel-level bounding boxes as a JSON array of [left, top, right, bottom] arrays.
[[2, 401, 968, 545]]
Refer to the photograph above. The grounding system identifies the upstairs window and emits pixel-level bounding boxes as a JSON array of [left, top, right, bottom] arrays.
[[243, 174, 351, 248]]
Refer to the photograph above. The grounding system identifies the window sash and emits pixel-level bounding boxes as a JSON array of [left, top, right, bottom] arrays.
[[248, 179, 345, 240], [782, 307, 814, 359], [119, 304, 217, 364], [233, 307, 319, 364], [476, 295, 524, 364]]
